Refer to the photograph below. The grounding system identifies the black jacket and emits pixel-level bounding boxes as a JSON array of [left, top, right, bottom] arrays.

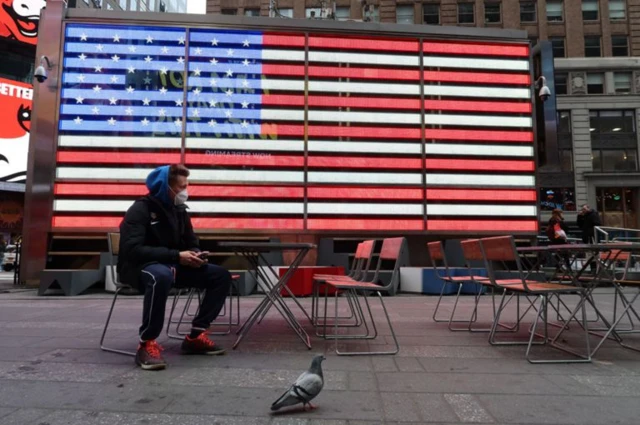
[[117, 195, 199, 288], [577, 209, 601, 243]]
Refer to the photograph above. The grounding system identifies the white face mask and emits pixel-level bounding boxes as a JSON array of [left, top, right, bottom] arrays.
[[173, 189, 188, 206]]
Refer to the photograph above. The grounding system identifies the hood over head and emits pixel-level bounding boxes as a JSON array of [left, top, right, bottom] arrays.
[[145, 165, 171, 207]]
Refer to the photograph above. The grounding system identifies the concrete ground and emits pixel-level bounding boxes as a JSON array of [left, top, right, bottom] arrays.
[[0, 287, 639, 425]]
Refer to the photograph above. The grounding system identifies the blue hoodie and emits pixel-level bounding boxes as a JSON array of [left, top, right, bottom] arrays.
[[145, 165, 171, 207]]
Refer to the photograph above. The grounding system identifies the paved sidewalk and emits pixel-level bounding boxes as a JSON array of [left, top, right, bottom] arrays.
[[0, 289, 639, 425]]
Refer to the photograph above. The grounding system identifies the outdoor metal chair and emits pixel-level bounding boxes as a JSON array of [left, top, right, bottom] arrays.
[[480, 236, 592, 363], [99, 232, 136, 357], [427, 240, 488, 331], [320, 237, 405, 356]]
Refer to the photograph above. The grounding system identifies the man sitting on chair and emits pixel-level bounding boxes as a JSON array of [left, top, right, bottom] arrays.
[[118, 164, 231, 370]]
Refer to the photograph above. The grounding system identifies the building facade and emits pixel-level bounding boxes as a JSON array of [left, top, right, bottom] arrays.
[[68, 0, 187, 13], [206, 0, 640, 230]]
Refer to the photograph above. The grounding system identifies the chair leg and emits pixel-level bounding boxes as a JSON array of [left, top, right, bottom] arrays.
[[100, 286, 136, 357]]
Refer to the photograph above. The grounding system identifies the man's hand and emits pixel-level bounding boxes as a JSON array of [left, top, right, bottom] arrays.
[[179, 251, 205, 268]]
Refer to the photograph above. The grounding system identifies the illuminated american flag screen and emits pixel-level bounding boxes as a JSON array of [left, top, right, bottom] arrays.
[[52, 23, 538, 233]]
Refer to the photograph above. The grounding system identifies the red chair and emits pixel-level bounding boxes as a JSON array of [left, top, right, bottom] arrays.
[[321, 237, 406, 356], [480, 236, 591, 363], [427, 240, 488, 331]]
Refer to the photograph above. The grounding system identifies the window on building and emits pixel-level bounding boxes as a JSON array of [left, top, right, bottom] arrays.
[[244, 8, 260, 17], [306, 8, 321, 18], [221, 8, 237, 15], [520, 2, 536, 22], [363, 4, 379, 22], [335, 6, 350, 20], [582, 0, 599, 20], [397, 4, 415, 24], [555, 73, 568, 94], [277, 8, 293, 18], [118, 0, 126, 9], [529, 36, 538, 47], [547, 0, 563, 22], [590, 110, 635, 133], [540, 188, 577, 211], [558, 111, 571, 133], [609, 0, 626, 20], [458, 3, 475, 24], [550, 37, 566, 57], [585, 36, 601, 57], [485, 2, 501, 23], [612, 36, 629, 56], [423, 4, 440, 24], [560, 150, 574, 171], [587, 73, 605, 93], [614, 72, 632, 94], [593, 150, 638, 171]]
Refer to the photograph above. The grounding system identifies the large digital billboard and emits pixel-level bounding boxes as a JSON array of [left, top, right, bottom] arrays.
[[0, 76, 31, 183], [0, 0, 45, 45], [51, 23, 538, 233]]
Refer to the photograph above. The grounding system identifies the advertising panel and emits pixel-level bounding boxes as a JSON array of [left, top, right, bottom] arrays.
[[0, 0, 46, 45], [0, 76, 31, 183]]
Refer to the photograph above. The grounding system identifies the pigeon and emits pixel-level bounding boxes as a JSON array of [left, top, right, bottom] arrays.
[[271, 354, 326, 412]]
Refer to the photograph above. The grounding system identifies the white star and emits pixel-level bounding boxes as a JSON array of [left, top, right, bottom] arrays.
[[174, 118, 182, 127], [111, 55, 120, 62], [242, 39, 250, 47], [110, 75, 119, 83], [161, 46, 169, 54], [210, 58, 218, 66], [108, 117, 117, 125], [193, 68, 201, 76], [96, 44, 104, 51], [241, 101, 249, 109], [141, 118, 150, 126], [176, 78, 183, 85], [142, 98, 151, 106], [241, 120, 249, 128], [126, 86, 135, 94], [94, 65, 102, 73], [75, 96, 84, 104], [109, 97, 118, 105], [177, 57, 185, 64], [178, 36, 185, 45], [226, 69, 234, 77], [128, 45, 137, 52], [76, 74, 85, 82], [194, 47, 202, 55], [78, 53, 87, 61], [242, 79, 250, 88], [242, 58, 250, 66], [159, 87, 168, 95], [125, 107, 134, 115], [144, 56, 153, 63], [92, 85, 102, 92], [192, 87, 201, 96], [225, 89, 233, 97], [209, 99, 217, 107], [192, 109, 200, 117], [209, 78, 217, 87], [225, 110, 233, 118], [80, 33, 88, 41], [92, 107, 100, 115], [127, 66, 136, 74], [113, 34, 120, 43], [211, 38, 219, 46], [227, 48, 234, 56], [208, 119, 217, 127], [74, 116, 83, 124], [160, 67, 168, 75], [143, 77, 152, 85], [146, 35, 154, 43], [175, 99, 183, 106], [158, 108, 166, 116]]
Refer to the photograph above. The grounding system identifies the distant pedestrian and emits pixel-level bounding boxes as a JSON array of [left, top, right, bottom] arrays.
[[546, 209, 569, 245], [577, 204, 601, 244]]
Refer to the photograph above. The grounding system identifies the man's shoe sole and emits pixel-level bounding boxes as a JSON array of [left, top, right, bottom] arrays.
[[136, 360, 167, 370], [181, 348, 227, 356]]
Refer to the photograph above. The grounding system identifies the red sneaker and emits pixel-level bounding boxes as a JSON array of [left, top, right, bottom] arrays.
[[135, 340, 167, 370], [181, 332, 226, 355]]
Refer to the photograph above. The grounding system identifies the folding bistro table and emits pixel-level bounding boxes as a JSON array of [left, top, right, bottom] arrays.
[[218, 242, 316, 349]]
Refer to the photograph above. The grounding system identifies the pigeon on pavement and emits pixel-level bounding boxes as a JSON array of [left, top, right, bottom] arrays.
[[271, 354, 326, 412]]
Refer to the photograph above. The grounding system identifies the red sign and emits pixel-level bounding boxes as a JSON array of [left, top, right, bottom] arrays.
[[0, 0, 45, 45], [0, 77, 32, 182]]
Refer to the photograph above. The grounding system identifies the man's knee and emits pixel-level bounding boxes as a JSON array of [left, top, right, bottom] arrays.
[[140, 265, 174, 294], [205, 264, 232, 290]]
